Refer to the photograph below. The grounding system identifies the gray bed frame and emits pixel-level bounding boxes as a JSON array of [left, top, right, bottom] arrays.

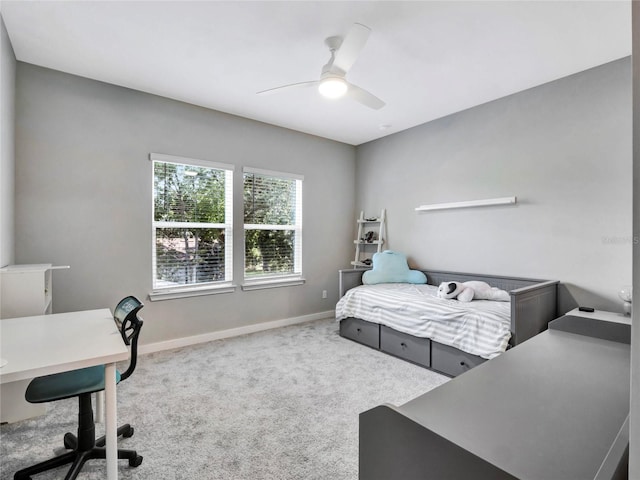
[[338, 268, 558, 377]]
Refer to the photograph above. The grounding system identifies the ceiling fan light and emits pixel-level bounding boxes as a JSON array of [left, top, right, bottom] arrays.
[[318, 77, 348, 99]]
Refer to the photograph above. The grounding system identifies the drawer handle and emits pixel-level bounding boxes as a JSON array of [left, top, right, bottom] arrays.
[[356, 328, 361, 333], [400, 342, 407, 349], [460, 361, 466, 366]]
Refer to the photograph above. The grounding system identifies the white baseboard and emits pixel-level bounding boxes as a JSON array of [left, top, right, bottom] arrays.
[[138, 310, 335, 355]]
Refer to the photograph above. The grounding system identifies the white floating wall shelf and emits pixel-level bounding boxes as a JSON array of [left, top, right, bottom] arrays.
[[415, 196, 517, 212]]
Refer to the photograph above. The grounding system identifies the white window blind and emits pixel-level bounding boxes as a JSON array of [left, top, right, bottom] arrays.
[[152, 154, 233, 291], [243, 168, 303, 282]]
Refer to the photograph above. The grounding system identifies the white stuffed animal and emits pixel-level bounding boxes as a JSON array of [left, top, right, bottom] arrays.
[[436, 281, 510, 302]]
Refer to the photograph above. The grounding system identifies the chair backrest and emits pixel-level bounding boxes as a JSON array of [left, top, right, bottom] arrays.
[[113, 296, 144, 382]]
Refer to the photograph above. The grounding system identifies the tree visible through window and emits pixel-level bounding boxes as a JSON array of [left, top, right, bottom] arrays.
[[152, 154, 233, 290], [244, 169, 302, 280]]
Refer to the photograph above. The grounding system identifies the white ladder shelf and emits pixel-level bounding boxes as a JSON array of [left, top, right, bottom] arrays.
[[351, 209, 386, 268]]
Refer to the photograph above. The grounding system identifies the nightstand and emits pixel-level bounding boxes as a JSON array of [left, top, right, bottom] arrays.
[[565, 308, 631, 325], [549, 308, 631, 345]]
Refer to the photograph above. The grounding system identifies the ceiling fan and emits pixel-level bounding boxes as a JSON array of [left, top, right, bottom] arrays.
[[257, 23, 385, 110]]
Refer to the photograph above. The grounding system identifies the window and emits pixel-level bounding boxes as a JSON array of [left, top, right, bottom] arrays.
[[243, 168, 303, 286], [151, 153, 233, 295]]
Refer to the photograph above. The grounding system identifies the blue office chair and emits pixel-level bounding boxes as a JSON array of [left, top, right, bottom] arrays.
[[14, 296, 145, 480]]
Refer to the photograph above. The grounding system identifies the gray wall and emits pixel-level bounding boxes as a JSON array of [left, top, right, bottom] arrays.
[[14, 63, 355, 345], [356, 58, 632, 313], [0, 16, 15, 267]]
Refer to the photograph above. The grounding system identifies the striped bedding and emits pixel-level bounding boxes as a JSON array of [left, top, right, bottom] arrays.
[[335, 283, 512, 359]]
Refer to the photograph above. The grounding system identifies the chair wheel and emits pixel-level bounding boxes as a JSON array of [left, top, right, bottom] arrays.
[[123, 426, 134, 438], [129, 455, 143, 467], [63, 432, 77, 450]]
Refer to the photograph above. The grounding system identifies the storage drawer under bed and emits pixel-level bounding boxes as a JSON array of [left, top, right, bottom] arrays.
[[339, 317, 488, 377], [339, 318, 380, 349], [380, 325, 431, 368], [431, 341, 487, 377]]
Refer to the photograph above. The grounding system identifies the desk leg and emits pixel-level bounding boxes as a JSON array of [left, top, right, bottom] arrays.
[[96, 391, 105, 423], [104, 362, 118, 480]]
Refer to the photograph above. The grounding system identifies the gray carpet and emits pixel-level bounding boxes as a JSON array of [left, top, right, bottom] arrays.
[[1, 318, 447, 479]]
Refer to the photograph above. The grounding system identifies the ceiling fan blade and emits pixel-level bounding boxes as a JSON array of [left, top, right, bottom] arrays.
[[332, 23, 371, 74], [347, 83, 385, 110], [257, 81, 318, 96]]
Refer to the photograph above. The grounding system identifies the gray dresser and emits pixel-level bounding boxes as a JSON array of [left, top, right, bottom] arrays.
[[360, 313, 630, 480]]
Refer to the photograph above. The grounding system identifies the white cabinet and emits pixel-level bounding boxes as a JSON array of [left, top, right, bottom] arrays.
[[0, 264, 69, 318], [0, 263, 69, 423]]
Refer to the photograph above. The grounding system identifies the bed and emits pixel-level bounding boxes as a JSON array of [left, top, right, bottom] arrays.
[[337, 268, 558, 377]]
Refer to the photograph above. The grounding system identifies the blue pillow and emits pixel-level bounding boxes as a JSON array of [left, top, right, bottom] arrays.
[[362, 251, 427, 285]]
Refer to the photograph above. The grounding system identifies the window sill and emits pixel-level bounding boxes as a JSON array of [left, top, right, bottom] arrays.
[[149, 283, 237, 301], [241, 277, 306, 291]]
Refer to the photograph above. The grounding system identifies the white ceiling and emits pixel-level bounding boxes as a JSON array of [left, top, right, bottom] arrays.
[[0, 1, 632, 146]]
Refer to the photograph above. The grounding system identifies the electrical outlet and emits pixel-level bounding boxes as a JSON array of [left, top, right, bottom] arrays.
[[322, 290, 328, 299]]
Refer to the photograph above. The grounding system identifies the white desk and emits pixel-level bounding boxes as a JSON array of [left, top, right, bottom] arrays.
[[0, 309, 129, 480]]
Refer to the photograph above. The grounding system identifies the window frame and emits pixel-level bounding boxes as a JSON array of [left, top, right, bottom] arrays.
[[242, 167, 304, 290], [150, 153, 235, 301]]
